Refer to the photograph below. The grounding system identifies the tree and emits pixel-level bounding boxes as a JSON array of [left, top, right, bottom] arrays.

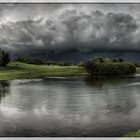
[[85, 57, 136, 75], [91, 56, 104, 63], [0, 49, 10, 66]]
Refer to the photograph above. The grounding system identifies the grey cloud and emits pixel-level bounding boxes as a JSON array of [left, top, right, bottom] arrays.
[[0, 4, 140, 53]]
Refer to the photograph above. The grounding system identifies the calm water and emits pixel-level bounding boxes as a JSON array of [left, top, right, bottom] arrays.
[[0, 75, 140, 136]]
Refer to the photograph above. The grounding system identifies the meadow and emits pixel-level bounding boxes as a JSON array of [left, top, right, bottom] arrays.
[[0, 62, 86, 80]]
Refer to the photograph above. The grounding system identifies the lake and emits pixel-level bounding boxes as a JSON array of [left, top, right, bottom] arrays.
[[0, 75, 140, 136]]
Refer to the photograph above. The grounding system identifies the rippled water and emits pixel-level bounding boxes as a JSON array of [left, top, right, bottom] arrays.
[[0, 75, 140, 136]]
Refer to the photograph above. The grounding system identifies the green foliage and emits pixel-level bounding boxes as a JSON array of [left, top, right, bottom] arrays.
[[85, 57, 136, 75], [0, 48, 10, 66], [91, 56, 104, 63], [15, 56, 73, 66], [78, 61, 85, 67], [91, 56, 124, 63], [15, 56, 47, 65], [124, 130, 140, 137]]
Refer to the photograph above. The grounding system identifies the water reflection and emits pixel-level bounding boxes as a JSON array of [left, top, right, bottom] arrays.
[[85, 75, 136, 87], [0, 77, 139, 136], [0, 81, 10, 101], [84, 75, 138, 115]]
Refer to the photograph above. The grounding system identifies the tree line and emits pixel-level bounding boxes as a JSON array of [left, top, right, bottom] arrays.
[[15, 56, 73, 66]]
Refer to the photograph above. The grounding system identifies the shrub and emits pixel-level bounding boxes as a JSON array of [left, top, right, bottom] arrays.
[[15, 56, 47, 65], [79, 61, 85, 67], [15, 56, 73, 66], [85, 59, 136, 75]]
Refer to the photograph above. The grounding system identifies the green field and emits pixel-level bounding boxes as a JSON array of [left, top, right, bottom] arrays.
[[0, 62, 87, 80]]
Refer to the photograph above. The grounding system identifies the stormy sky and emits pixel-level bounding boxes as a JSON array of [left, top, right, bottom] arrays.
[[1, 3, 140, 54]]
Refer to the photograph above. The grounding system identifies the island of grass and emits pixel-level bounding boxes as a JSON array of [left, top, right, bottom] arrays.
[[0, 62, 87, 80]]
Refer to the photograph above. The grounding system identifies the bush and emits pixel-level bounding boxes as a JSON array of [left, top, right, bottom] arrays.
[[15, 56, 73, 66], [79, 61, 85, 67], [85, 59, 136, 75], [15, 56, 47, 65]]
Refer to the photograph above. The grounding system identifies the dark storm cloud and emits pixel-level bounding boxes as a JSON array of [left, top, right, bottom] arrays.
[[0, 4, 140, 53]]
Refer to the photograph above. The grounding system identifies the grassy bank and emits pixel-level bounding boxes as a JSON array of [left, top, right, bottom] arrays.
[[124, 130, 140, 137], [1, 62, 140, 81], [136, 67, 140, 74], [0, 62, 87, 80]]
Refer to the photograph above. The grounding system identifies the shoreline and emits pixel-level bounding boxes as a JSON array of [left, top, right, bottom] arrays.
[[0, 62, 87, 81], [0, 62, 140, 81]]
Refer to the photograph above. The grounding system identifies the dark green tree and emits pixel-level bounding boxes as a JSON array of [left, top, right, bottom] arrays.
[[0, 49, 10, 66], [85, 57, 136, 75]]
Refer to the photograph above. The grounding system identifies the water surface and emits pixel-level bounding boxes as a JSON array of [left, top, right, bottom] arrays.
[[0, 75, 140, 136]]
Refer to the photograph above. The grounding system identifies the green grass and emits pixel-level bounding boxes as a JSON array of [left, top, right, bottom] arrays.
[[136, 67, 140, 74], [0, 62, 87, 80], [124, 130, 140, 137]]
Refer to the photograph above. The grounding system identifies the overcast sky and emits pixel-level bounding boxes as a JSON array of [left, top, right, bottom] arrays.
[[1, 4, 140, 53]]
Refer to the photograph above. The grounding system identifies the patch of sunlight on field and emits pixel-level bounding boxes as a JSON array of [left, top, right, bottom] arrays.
[[0, 62, 87, 80]]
